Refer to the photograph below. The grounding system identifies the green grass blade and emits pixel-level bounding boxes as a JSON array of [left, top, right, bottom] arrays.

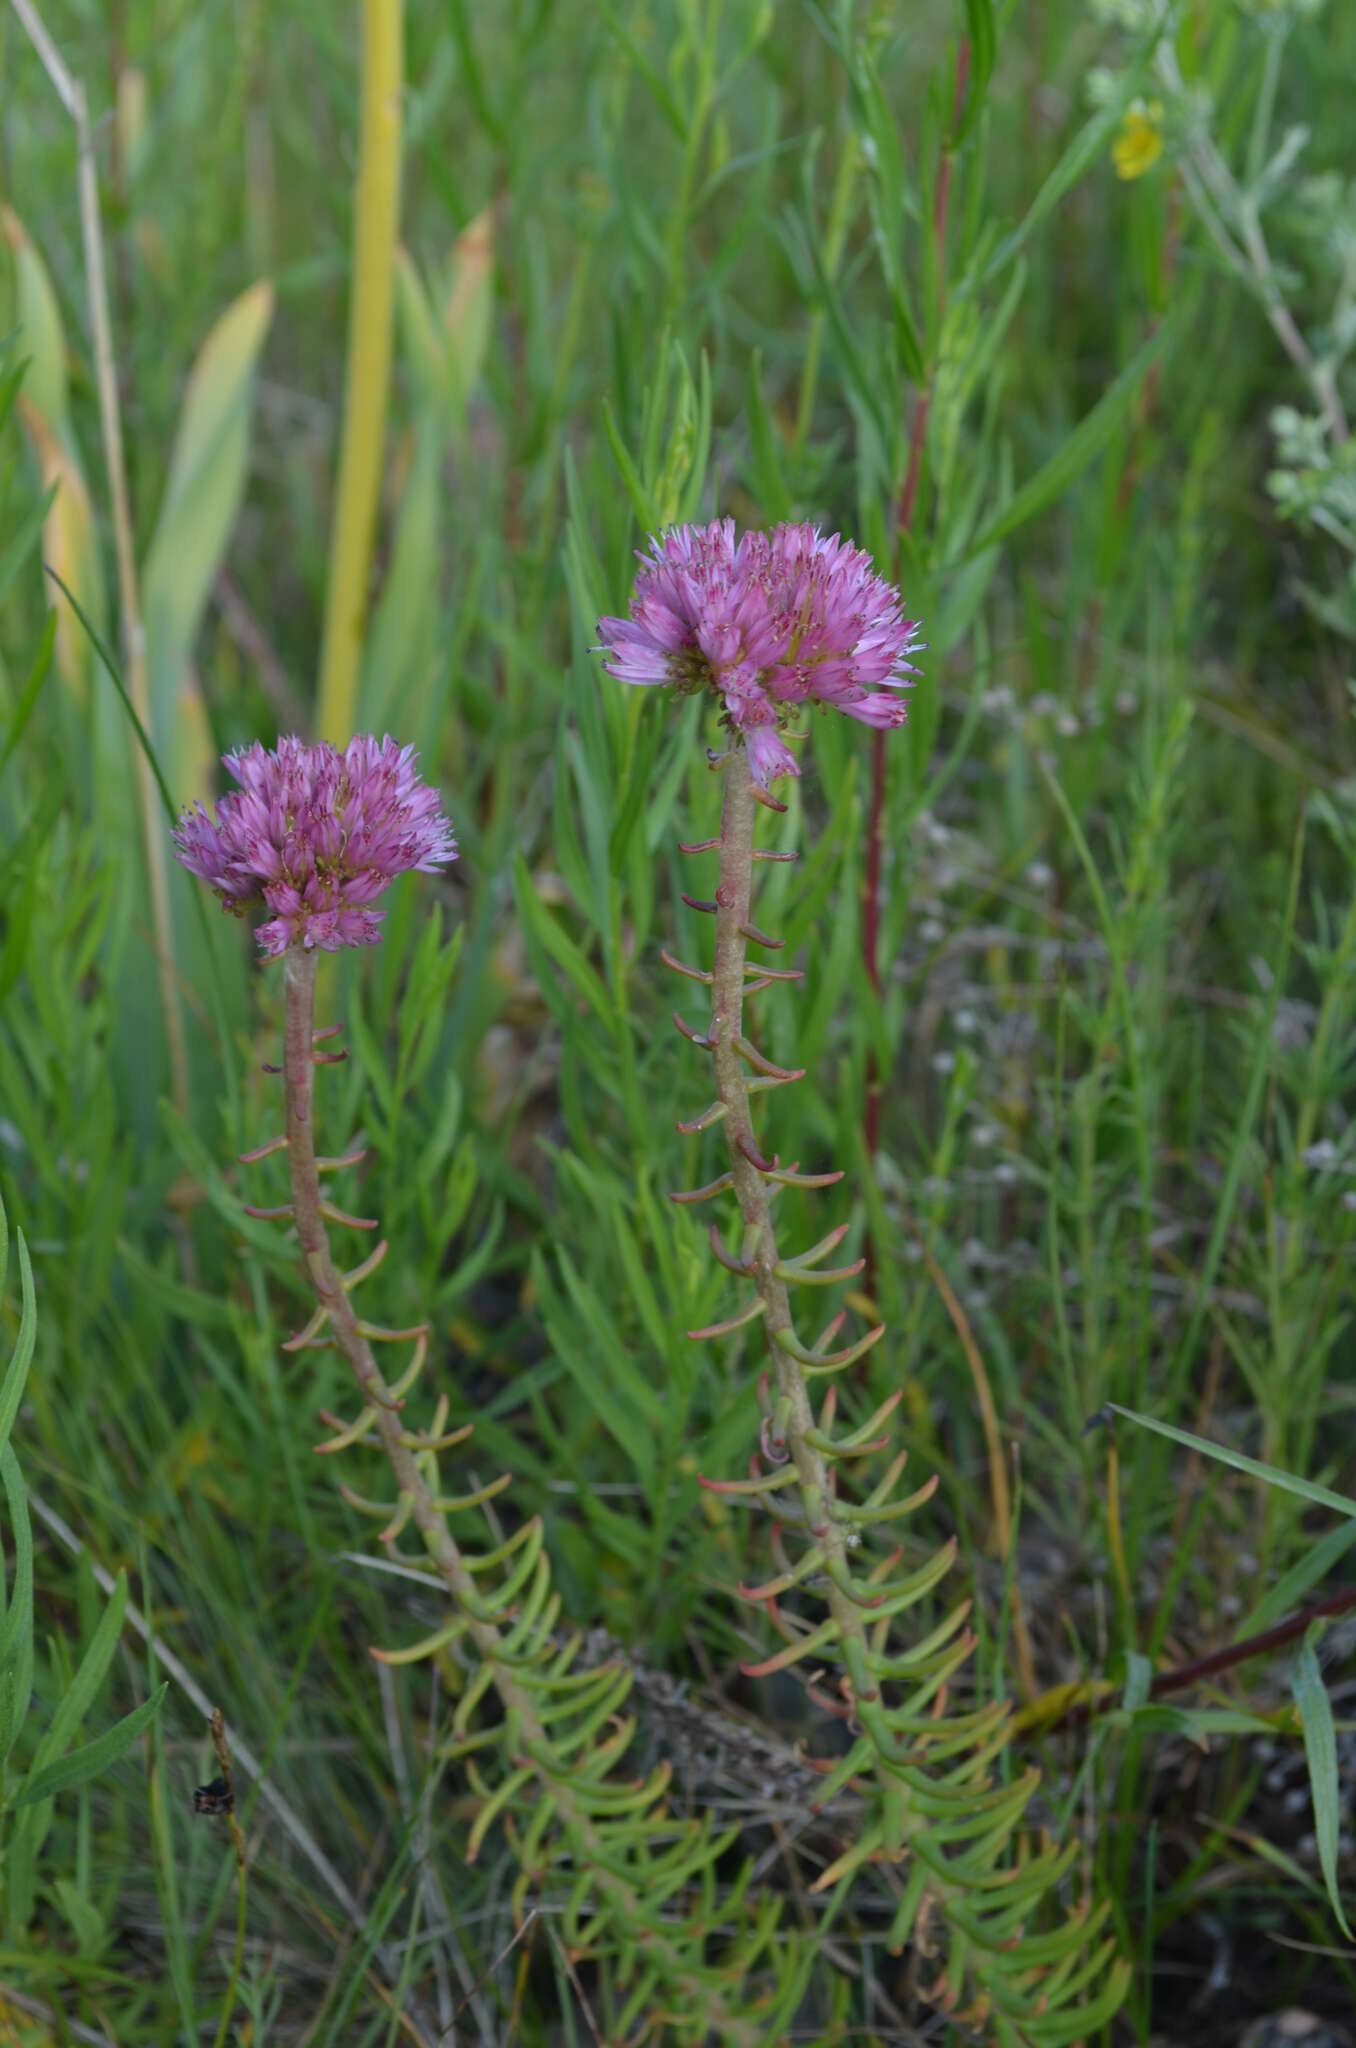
[[0, 1445, 34, 1767], [1235, 1520, 1356, 1641], [1104, 1404, 1356, 1520], [1291, 1629, 1355, 1939], [969, 313, 1180, 557], [0, 1228, 37, 1462], [976, 62, 1145, 289], [0, 610, 57, 775]]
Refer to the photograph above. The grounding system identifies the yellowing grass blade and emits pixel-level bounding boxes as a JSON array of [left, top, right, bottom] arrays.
[[442, 204, 493, 423], [394, 248, 446, 412], [2, 205, 72, 442], [141, 280, 274, 793], [17, 398, 106, 701], [115, 67, 150, 185], [170, 664, 218, 826]]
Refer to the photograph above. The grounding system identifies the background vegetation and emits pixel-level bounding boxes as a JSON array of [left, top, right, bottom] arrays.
[[1, 0, 1354, 2039]]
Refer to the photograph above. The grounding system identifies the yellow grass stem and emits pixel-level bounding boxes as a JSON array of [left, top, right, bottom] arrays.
[[11, 0, 190, 1120], [316, 0, 404, 743]]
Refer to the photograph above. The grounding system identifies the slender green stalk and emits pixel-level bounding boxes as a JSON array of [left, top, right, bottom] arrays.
[[316, 0, 404, 742]]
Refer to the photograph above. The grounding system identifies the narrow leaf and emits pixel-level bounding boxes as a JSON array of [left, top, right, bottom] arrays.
[[0, 1229, 37, 1461], [1236, 1520, 1356, 1642], [2, 206, 71, 437], [1105, 1405, 1356, 1521], [977, 66, 1145, 289], [19, 397, 106, 696], [0, 1445, 34, 1765], [0, 611, 57, 776], [969, 314, 1179, 556], [1291, 1630, 1354, 1938], [9, 1685, 167, 1808]]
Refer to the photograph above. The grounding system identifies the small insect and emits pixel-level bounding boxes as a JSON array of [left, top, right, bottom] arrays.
[[192, 1776, 234, 1817]]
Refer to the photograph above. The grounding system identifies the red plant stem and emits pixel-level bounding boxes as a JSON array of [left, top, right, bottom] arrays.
[[1052, 1581, 1356, 1736], [864, 37, 970, 1163]]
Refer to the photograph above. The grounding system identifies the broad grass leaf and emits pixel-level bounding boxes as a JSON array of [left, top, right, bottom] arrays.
[[142, 281, 274, 788], [18, 400, 106, 700], [2, 205, 70, 439]]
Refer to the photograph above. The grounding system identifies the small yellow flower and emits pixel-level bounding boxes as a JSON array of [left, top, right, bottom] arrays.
[[1113, 101, 1165, 181]]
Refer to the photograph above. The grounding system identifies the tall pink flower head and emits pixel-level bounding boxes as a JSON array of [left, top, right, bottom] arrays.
[[173, 734, 456, 957], [596, 518, 923, 786]]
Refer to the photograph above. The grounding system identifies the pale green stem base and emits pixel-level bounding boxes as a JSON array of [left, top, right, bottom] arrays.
[[279, 947, 754, 2043]]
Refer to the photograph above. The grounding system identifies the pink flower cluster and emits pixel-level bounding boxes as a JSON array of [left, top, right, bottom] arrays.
[[173, 735, 456, 956], [596, 519, 923, 786]]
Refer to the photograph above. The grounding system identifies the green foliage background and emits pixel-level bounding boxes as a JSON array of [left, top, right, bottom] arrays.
[[1, 0, 1354, 2038]]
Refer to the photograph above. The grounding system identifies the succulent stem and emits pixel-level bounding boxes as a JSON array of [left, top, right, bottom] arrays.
[[276, 946, 758, 2043], [694, 751, 1130, 2027], [708, 750, 890, 1678]]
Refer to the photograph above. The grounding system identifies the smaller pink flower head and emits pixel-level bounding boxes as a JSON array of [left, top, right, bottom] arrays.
[[596, 518, 923, 787], [173, 734, 456, 956]]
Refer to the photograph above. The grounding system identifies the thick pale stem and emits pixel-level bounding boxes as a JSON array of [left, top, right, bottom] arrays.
[[709, 751, 889, 1714], [316, 0, 403, 742], [279, 948, 751, 2041]]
